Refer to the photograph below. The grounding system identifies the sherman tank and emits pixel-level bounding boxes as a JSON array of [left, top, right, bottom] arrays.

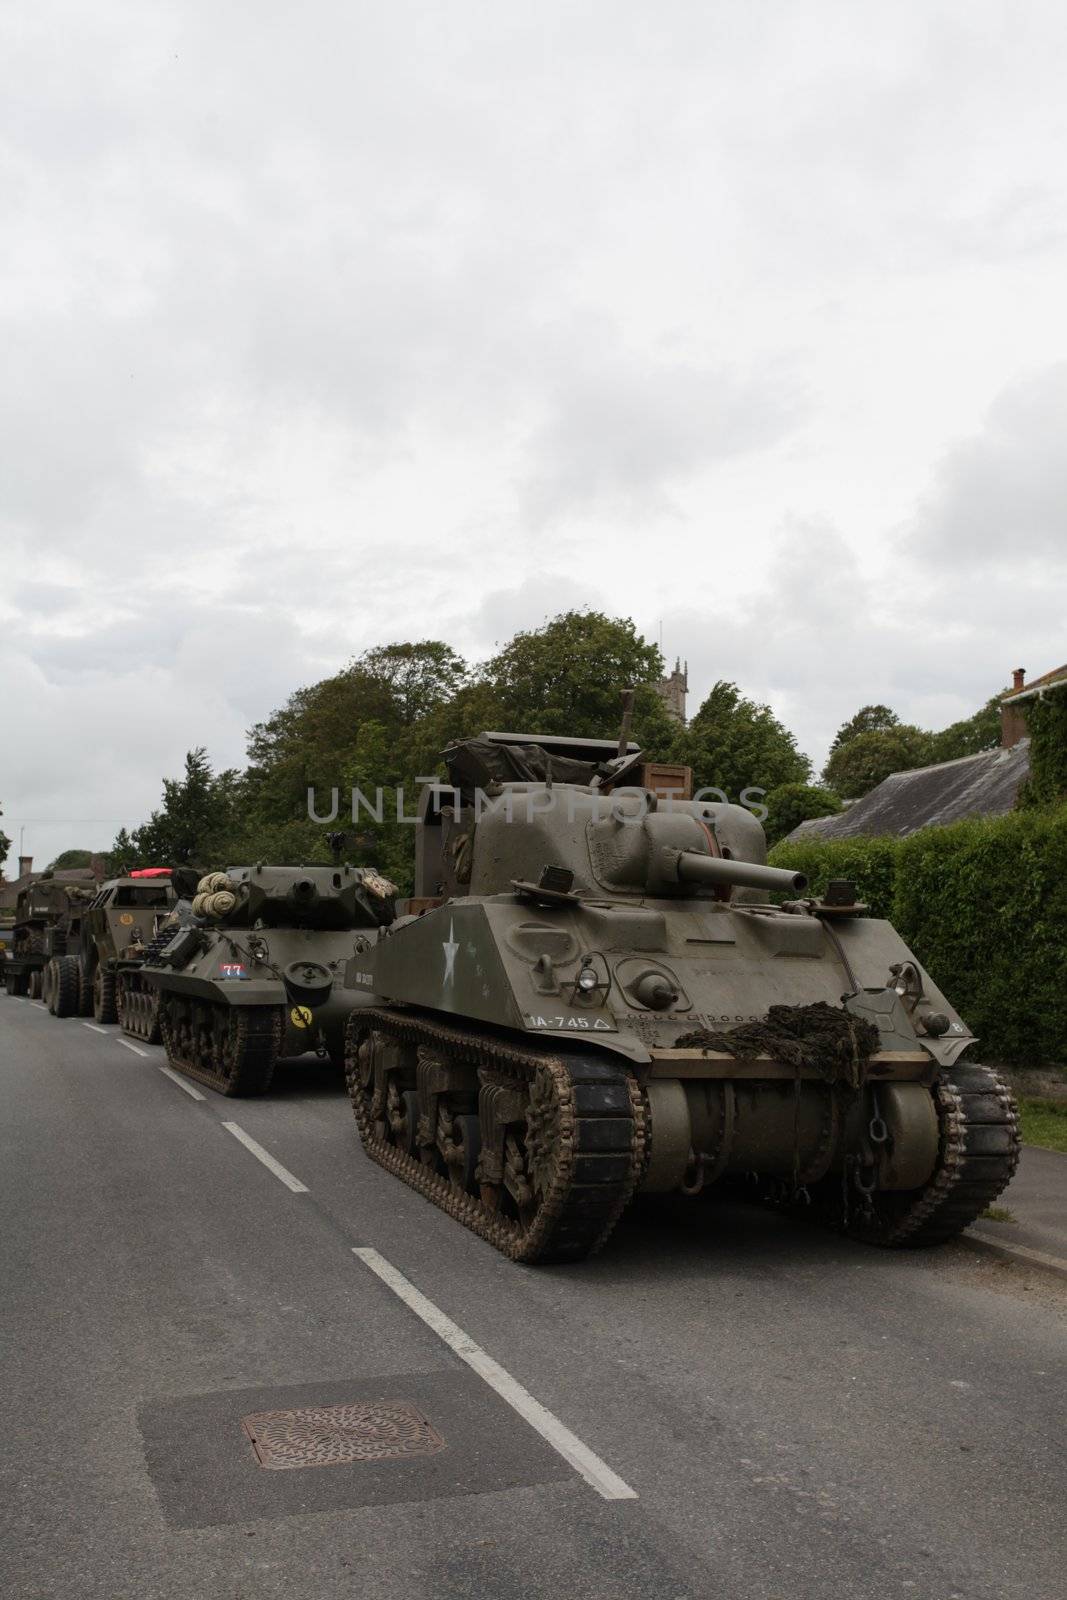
[[344, 728, 1020, 1264], [144, 863, 397, 1095]]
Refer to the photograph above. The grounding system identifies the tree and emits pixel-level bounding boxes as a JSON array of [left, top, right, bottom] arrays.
[[48, 849, 94, 870], [0, 806, 9, 876], [822, 725, 932, 798], [672, 681, 811, 801], [926, 695, 1002, 763], [827, 705, 900, 757], [110, 750, 243, 869], [105, 828, 138, 878], [355, 641, 467, 724], [476, 610, 675, 750], [763, 784, 842, 846], [825, 691, 1006, 796], [244, 640, 467, 826]]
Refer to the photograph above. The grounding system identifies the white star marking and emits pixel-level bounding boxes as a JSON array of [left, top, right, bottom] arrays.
[[442, 919, 459, 984]]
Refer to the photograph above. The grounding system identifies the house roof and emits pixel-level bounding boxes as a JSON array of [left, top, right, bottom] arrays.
[[787, 740, 1031, 843], [1002, 664, 1067, 704]]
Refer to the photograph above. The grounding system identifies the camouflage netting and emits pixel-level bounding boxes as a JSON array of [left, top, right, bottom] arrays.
[[675, 1002, 882, 1090]]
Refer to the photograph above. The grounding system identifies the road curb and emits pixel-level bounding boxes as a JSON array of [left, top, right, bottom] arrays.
[[962, 1228, 1067, 1283]]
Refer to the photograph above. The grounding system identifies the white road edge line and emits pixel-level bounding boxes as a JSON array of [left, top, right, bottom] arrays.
[[119, 1039, 149, 1057], [82, 1022, 109, 1034], [222, 1122, 309, 1193], [352, 1246, 637, 1501], [158, 1065, 206, 1102], [32, 1001, 47, 1010]]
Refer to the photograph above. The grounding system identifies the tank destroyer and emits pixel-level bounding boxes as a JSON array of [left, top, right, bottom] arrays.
[[344, 728, 1020, 1263], [144, 863, 396, 1095]]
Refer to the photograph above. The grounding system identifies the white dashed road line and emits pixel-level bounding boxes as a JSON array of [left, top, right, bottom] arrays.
[[158, 1064, 206, 1101], [82, 1022, 109, 1034], [222, 1121, 309, 1193], [119, 1039, 149, 1057], [352, 1246, 637, 1502]]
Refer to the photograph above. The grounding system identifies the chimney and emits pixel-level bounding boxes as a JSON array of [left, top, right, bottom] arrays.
[[18, 855, 32, 879], [1001, 667, 1029, 749]]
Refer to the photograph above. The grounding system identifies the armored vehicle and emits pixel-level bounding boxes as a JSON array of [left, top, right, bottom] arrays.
[[40, 872, 177, 1024], [5, 878, 94, 1000], [0, 914, 15, 987], [345, 729, 1020, 1263], [115, 869, 203, 1042], [144, 863, 396, 1095]]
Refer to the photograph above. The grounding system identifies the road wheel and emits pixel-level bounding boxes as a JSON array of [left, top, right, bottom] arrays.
[[92, 965, 118, 1025], [27, 970, 42, 999], [43, 959, 58, 1013], [53, 956, 80, 1018]]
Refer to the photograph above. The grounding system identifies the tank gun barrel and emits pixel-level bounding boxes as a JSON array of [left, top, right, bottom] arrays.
[[674, 851, 807, 896]]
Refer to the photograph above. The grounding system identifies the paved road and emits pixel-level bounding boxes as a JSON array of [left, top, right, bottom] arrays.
[[2, 996, 1064, 1600], [980, 1144, 1067, 1262]]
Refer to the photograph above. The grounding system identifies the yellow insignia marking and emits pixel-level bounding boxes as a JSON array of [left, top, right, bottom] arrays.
[[290, 1005, 313, 1029]]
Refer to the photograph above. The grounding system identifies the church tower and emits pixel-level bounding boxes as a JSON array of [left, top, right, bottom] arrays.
[[656, 657, 688, 725]]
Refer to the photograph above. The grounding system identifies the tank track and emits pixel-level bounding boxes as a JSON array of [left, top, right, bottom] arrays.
[[346, 1009, 646, 1263], [119, 931, 174, 1044], [159, 998, 284, 1096], [120, 977, 163, 1044], [845, 1062, 1021, 1247]]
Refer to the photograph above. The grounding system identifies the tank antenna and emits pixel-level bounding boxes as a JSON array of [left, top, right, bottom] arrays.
[[616, 687, 635, 759]]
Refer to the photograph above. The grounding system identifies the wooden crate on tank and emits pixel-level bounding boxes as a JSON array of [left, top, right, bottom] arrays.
[[638, 762, 693, 800]]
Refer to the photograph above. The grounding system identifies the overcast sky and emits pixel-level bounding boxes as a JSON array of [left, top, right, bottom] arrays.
[[3, 1, 1066, 869]]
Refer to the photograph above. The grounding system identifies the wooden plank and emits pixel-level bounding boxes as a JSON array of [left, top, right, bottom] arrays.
[[646, 1049, 933, 1082], [648, 1048, 929, 1063]]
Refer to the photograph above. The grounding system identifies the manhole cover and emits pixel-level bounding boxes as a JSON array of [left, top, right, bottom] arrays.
[[241, 1401, 445, 1471]]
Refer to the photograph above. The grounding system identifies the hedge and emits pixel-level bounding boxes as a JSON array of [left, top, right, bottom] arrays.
[[768, 834, 900, 920], [769, 805, 1067, 1067]]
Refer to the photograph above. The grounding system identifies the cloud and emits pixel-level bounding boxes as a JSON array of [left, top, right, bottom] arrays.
[[518, 326, 806, 526], [473, 573, 610, 652], [909, 364, 1067, 565], [659, 499, 1066, 775]]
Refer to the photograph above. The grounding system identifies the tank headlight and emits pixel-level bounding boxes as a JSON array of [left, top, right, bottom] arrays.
[[577, 967, 598, 992]]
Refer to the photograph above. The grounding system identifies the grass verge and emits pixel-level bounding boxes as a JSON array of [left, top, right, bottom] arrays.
[[1018, 1097, 1067, 1154]]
